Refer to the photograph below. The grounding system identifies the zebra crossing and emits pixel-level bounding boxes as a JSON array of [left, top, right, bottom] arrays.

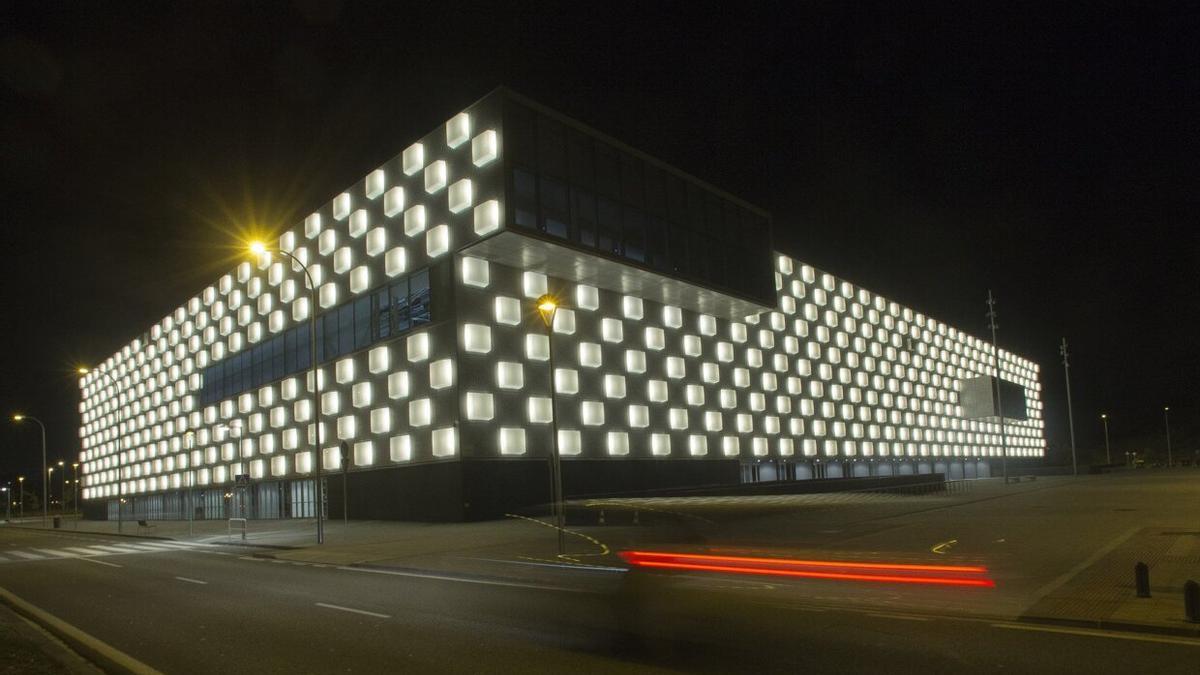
[[0, 539, 212, 564]]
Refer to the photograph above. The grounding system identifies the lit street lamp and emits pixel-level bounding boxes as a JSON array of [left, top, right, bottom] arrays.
[[72, 463, 79, 517], [1163, 406, 1172, 467], [57, 460, 65, 515], [1100, 414, 1111, 464], [18, 476, 25, 519], [250, 240, 326, 544], [11, 414, 48, 526], [78, 367, 127, 533], [536, 294, 565, 556]]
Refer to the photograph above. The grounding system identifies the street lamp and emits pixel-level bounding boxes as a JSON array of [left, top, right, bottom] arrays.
[[11, 414, 48, 527], [536, 294, 565, 556], [72, 463, 79, 517], [79, 366, 128, 532], [1163, 406, 1172, 468], [57, 460, 65, 515], [250, 240, 326, 544], [47, 467, 54, 513], [18, 476, 24, 519], [1100, 414, 1111, 465]]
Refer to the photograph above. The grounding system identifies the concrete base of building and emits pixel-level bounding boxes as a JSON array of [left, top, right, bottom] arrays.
[[83, 457, 1000, 523]]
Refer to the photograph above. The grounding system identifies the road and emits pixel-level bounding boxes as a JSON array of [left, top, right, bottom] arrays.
[[2, 521, 1198, 674]]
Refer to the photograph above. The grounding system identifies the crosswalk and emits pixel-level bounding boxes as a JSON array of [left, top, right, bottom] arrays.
[[0, 539, 212, 564]]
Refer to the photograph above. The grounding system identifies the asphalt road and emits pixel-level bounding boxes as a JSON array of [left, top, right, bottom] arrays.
[[1, 524, 1198, 674]]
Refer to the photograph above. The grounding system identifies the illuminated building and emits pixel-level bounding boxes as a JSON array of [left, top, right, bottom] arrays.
[[77, 89, 1045, 521]]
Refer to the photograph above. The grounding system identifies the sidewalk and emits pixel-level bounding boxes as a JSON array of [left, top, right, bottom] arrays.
[[1022, 527, 1200, 637]]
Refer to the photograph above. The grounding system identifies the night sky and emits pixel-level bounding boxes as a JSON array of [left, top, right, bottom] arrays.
[[1, 1, 1196, 485]]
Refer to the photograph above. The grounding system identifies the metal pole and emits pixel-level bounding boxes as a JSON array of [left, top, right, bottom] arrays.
[[342, 442, 349, 527], [1101, 415, 1111, 464], [60, 465, 66, 515], [1059, 339, 1078, 475], [19, 478, 24, 519], [1163, 407, 1172, 467], [277, 249, 324, 545], [545, 311, 565, 556], [27, 417, 49, 526], [986, 291, 1008, 483]]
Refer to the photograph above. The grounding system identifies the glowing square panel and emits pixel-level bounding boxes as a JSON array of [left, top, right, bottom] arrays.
[[446, 112, 470, 148], [474, 200, 500, 235], [448, 179, 473, 213], [472, 130, 498, 166], [384, 247, 407, 277], [499, 427, 525, 456], [403, 143, 424, 176], [384, 186, 405, 217], [404, 205, 426, 237], [333, 193, 351, 220], [426, 224, 450, 257], [424, 160, 447, 193]]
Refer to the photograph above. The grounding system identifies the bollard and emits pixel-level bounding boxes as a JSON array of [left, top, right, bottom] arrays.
[[1185, 580, 1200, 623], [1135, 562, 1151, 598]]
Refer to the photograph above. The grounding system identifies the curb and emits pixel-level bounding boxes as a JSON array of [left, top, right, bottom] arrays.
[[1020, 614, 1200, 639], [0, 586, 162, 675]]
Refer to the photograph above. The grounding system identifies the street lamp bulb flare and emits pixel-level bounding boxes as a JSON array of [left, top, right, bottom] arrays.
[[249, 241, 267, 255]]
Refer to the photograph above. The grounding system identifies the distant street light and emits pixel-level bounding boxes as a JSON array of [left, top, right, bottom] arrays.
[[79, 366, 126, 532], [1163, 406, 1173, 467], [18, 476, 24, 519], [1100, 414, 1111, 464], [11, 414, 48, 526], [536, 293, 565, 556], [250, 240, 325, 544]]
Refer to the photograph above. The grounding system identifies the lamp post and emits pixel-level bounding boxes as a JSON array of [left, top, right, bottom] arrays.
[[1163, 406, 1172, 468], [47, 467, 55, 514], [1100, 414, 1111, 465], [251, 241, 325, 544], [18, 477, 24, 519], [57, 460, 65, 515], [11, 415, 48, 526], [1059, 339, 1078, 476], [72, 463, 79, 516], [3, 486, 9, 522], [78, 367, 126, 533], [536, 294, 565, 556], [985, 291, 1009, 483]]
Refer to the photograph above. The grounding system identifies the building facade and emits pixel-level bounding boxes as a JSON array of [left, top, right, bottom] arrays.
[[77, 89, 1045, 522]]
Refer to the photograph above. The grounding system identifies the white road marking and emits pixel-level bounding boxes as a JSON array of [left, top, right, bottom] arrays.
[[64, 547, 102, 556], [991, 622, 1200, 647], [174, 576, 208, 585], [33, 549, 78, 558], [866, 612, 932, 621], [78, 557, 122, 568], [315, 602, 391, 619], [88, 545, 141, 554], [10, 551, 46, 560], [335, 565, 586, 593]]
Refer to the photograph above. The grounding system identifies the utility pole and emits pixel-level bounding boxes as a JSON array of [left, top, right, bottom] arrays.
[[986, 291, 1009, 483], [1100, 414, 1111, 464], [1059, 339, 1078, 476], [1163, 407, 1173, 467]]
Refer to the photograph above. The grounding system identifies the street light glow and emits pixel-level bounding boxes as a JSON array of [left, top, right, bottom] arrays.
[[249, 240, 267, 256], [536, 294, 559, 327], [77, 366, 89, 375], [12, 414, 24, 421]]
